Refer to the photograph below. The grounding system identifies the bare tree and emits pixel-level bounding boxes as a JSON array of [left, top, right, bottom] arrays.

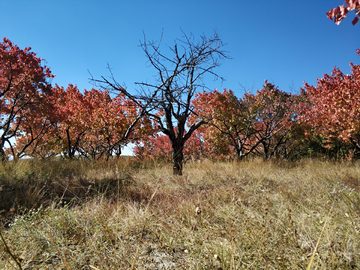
[[93, 31, 228, 175]]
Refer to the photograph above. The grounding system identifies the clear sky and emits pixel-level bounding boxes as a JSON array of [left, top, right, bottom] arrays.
[[1, 0, 359, 155]]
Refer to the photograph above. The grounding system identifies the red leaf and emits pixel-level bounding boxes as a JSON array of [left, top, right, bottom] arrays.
[[352, 16, 359, 25]]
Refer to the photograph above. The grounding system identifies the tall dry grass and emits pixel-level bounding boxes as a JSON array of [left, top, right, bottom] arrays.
[[0, 158, 359, 269]]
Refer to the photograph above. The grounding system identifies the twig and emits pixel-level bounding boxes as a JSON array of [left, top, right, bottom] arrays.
[[306, 203, 333, 270], [130, 245, 140, 270], [47, 230, 70, 270], [0, 228, 23, 270]]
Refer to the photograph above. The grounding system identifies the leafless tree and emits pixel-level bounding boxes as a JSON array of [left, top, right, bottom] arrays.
[[93, 31, 229, 175]]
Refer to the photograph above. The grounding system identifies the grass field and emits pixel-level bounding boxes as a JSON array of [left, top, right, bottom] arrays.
[[0, 158, 359, 269]]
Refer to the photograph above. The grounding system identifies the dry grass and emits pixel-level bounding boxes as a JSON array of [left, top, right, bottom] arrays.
[[0, 158, 359, 269]]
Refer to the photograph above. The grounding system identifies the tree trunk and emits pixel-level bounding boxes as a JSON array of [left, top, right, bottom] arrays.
[[262, 141, 271, 160], [114, 145, 122, 158], [172, 141, 184, 175], [0, 144, 7, 162], [236, 149, 245, 161]]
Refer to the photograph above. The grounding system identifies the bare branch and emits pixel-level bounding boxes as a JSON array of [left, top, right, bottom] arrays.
[[93, 31, 229, 174]]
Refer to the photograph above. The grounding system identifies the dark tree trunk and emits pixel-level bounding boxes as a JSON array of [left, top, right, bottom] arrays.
[[114, 145, 122, 158], [0, 144, 7, 162], [236, 151, 245, 161], [262, 141, 271, 160], [172, 140, 184, 175]]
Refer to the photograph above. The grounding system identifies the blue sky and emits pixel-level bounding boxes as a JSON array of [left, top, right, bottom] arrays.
[[1, 1, 359, 94], [1, 0, 359, 154]]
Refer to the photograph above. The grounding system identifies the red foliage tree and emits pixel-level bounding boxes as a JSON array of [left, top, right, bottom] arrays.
[[0, 38, 54, 160], [79, 89, 154, 160], [134, 133, 172, 161], [246, 82, 304, 159], [191, 89, 248, 160], [48, 84, 91, 159], [302, 63, 360, 157], [8, 104, 53, 159], [15, 84, 154, 160], [191, 83, 302, 160]]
